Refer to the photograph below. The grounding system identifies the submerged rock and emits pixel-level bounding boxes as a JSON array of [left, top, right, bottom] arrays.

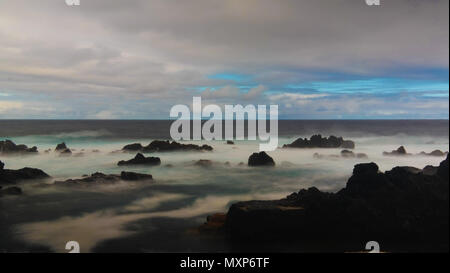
[[419, 150, 448, 157], [117, 153, 161, 166], [248, 152, 275, 166], [0, 140, 38, 154], [221, 155, 449, 251], [340, 150, 355, 158], [195, 159, 213, 168], [283, 134, 355, 149]]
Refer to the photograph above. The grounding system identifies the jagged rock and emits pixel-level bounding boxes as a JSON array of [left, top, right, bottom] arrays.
[[122, 143, 144, 151], [248, 152, 275, 166], [55, 142, 68, 151], [222, 156, 449, 251], [195, 159, 213, 168], [383, 146, 409, 156], [143, 140, 213, 152], [283, 134, 355, 149], [117, 153, 161, 166], [0, 160, 4, 170], [122, 140, 213, 153], [54, 171, 153, 185], [0, 166, 50, 184], [0, 140, 38, 154]]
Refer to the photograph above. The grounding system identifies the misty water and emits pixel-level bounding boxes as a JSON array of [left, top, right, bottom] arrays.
[[0, 120, 448, 252]]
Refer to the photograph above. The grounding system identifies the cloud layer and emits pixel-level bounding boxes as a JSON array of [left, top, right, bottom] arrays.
[[0, 0, 448, 119]]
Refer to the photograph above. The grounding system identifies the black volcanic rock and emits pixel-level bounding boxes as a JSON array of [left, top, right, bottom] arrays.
[[283, 134, 355, 149], [118, 153, 161, 166], [383, 145, 409, 156], [0, 160, 4, 170], [0, 140, 38, 154], [54, 171, 154, 185], [248, 152, 275, 166], [143, 140, 213, 152], [122, 140, 213, 153], [120, 171, 153, 181], [55, 142, 68, 151], [122, 143, 144, 151], [0, 165, 50, 185], [221, 155, 449, 252]]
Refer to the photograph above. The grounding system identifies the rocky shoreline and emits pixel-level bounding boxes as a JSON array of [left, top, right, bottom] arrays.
[[201, 155, 449, 252]]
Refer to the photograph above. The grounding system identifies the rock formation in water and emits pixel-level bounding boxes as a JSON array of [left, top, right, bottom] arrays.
[[194, 159, 214, 168], [248, 151, 275, 166], [0, 161, 50, 185], [419, 150, 448, 157], [117, 153, 161, 166], [54, 171, 153, 186], [55, 142, 72, 154], [283, 135, 355, 149], [382, 145, 410, 156], [0, 140, 38, 154], [202, 155, 449, 252], [122, 140, 213, 152]]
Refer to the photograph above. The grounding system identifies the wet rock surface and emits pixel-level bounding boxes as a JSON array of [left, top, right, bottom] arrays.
[[218, 155, 449, 251]]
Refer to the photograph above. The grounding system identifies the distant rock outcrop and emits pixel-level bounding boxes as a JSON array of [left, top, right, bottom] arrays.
[[283, 135, 355, 149], [195, 159, 213, 168], [122, 140, 213, 153], [55, 142, 72, 154], [248, 152, 275, 166], [0, 140, 38, 154], [419, 150, 448, 157], [382, 145, 409, 156], [117, 153, 161, 166], [54, 171, 153, 186], [204, 155, 450, 252]]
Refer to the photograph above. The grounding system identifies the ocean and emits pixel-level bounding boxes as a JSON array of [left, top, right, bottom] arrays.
[[0, 120, 448, 252]]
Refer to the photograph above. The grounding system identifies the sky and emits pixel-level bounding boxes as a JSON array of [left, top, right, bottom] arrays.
[[0, 0, 448, 119]]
